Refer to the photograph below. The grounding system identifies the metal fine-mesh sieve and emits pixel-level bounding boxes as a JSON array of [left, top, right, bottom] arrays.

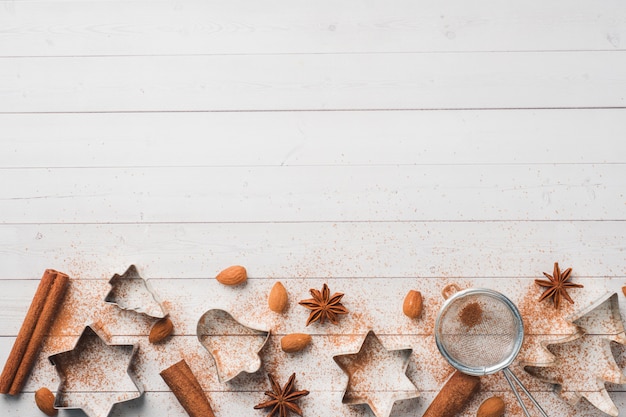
[[435, 288, 548, 417]]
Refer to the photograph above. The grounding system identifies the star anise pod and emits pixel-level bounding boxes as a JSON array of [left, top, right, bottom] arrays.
[[298, 283, 348, 326], [254, 373, 309, 417], [535, 262, 584, 309]]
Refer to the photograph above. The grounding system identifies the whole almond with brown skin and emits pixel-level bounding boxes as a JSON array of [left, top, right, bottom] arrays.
[[268, 281, 288, 312], [477, 396, 505, 417], [149, 316, 174, 344], [35, 387, 57, 416], [216, 265, 247, 286], [281, 333, 312, 353], [403, 290, 423, 319]]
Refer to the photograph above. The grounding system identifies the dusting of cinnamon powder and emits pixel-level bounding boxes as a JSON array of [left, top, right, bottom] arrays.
[[459, 302, 483, 328]]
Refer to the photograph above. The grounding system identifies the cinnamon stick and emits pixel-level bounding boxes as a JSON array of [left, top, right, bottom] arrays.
[[0, 270, 57, 394], [10, 271, 69, 395], [0, 270, 69, 395], [160, 359, 216, 417], [422, 370, 480, 417]]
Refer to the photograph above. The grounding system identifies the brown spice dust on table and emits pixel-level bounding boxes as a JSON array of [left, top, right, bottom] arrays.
[[459, 302, 483, 328]]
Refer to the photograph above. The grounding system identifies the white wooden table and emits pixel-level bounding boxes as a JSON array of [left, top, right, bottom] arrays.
[[1, 1, 626, 416]]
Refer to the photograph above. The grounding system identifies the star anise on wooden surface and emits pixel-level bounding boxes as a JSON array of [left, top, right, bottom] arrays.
[[254, 373, 309, 417], [535, 262, 584, 309], [298, 283, 348, 326]]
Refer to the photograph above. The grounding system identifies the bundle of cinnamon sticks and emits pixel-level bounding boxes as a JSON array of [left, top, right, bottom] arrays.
[[0, 269, 69, 395]]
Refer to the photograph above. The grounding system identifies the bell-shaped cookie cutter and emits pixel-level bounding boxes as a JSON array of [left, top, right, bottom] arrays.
[[104, 264, 166, 318], [48, 324, 144, 417], [197, 309, 270, 383]]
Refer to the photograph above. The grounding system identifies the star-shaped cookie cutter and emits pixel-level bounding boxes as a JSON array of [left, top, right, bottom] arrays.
[[333, 330, 420, 417], [197, 309, 270, 383], [48, 324, 144, 417]]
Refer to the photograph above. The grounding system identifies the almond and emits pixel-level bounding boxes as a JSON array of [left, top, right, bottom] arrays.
[[268, 281, 288, 312], [216, 265, 247, 286], [402, 290, 423, 319], [280, 333, 312, 353], [35, 387, 57, 416], [476, 396, 505, 417], [149, 316, 174, 344]]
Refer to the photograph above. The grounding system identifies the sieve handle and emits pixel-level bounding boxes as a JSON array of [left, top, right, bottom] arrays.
[[441, 283, 461, 300], [503, 367, 549, 417]]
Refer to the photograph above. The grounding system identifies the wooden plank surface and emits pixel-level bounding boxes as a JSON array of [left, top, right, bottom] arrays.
[[0, 164, 624, 222], [1, 110, 626, 167], [0, 222, 624, 279], [1, 0, 625, 56], [1, 1, 625, 416], [2, 52, 626, 112]]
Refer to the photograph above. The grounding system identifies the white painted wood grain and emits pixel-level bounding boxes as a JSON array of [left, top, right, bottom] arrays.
[[0, 164, 623, 222], [2, 52, 625, 112], [1, 0, 624, 56], [2, 109, 626, 167], [1, 0, 625, 415], [0, 222, 624, 281]]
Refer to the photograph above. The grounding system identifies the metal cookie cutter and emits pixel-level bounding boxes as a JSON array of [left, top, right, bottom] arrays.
[[524, 292, 626, 417], [48, 324, 144, 417], [105, 265, 166, 318], [333, 330, 419, 417], [197, 309, 270, 383]]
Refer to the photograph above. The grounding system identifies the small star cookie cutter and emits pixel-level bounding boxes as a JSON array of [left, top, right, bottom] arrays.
[[197, 309, 270, 383], [104, 264, 166, 318], [333, 330, 420, 417], [48, 324, 144, 417]]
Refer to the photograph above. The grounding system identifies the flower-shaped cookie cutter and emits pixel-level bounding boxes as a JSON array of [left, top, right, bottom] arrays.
[[197, 309, 270, 383], [333, 330, 419, 417], [105, 264, 166, 318], [48, 324, 144, 417]]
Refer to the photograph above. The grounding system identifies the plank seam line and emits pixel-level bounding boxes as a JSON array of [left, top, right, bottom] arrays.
[[1, 219, 625, 225], [14, 389, 618, 393], [3, 276, 621, 280], [1, 162, 626, 170], [1, 107, 626, 115], [0, 333, 620, 337], [0, 49, 625, 59]]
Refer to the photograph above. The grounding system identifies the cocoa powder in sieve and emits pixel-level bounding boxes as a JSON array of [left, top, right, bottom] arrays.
[[459, 302, 483, 328]]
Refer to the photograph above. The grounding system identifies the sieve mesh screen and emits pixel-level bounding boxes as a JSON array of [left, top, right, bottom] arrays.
[[437, 292, 520, 369]]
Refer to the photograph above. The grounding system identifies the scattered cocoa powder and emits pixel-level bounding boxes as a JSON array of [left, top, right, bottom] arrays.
[[459, 302, 483, 328]]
